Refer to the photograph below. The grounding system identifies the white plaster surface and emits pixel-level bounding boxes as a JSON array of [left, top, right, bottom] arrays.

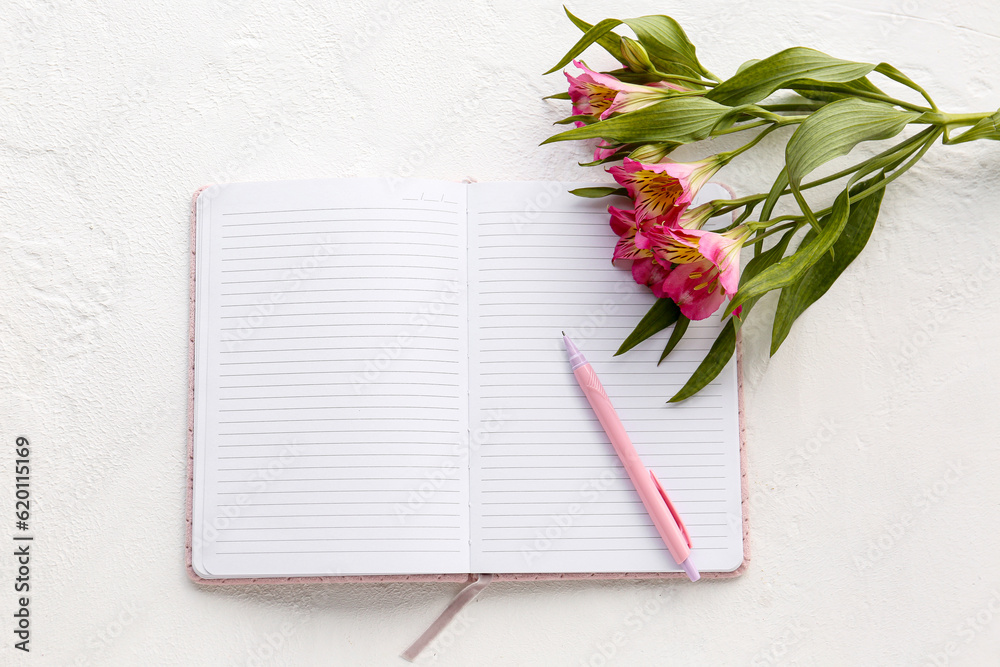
[[2, 0, 1000, 664]]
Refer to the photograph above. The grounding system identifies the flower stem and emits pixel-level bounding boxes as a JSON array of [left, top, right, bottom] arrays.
[[791, 84, 932, 112], [711, 125, 938, 216], [711, 120, 771, 136], [741, 221, 800, 244], [718, 125, 780, 162], [746, 107, 810, 125], [799, 126, 936, 190], [759, 103, 827, 113], [918, 111, 993, 127], [651, 70, 718, 88], [752, 211, 817, 229], [847, 127, 943, 202], [740, 127, 942, 231], [663, 89, 714, 99]]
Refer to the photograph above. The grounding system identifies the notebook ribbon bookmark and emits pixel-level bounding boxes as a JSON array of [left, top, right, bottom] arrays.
[[400, 573, 494, 662]]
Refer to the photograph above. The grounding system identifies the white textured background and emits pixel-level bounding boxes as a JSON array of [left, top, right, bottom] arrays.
[[2, 0, 999, 665]]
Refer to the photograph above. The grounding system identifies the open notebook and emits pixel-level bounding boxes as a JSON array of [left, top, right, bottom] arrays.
[[188, 178, 746, 581]]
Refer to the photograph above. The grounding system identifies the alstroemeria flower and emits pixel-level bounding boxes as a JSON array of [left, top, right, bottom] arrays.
[[609, 156, 724, 225], [608, 206, 670, 297], [565, 60, 679, 122], [602, 80, 684, 118], [632, 257, 670, 299], [609, 206, 647, 260], [641, 225, 752, 320]]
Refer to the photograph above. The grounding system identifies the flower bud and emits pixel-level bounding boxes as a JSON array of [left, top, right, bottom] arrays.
[[677, 202, 715, 230], [620, 36, 655, 74], [629, 143, 676, 163]]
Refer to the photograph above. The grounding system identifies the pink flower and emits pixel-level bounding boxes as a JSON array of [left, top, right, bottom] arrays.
[[661, 262, 728, 319], [641, 225, 752, 320], [632, 258, 670, 299], [606, 162, 742, 319], [565, 61, 678, 122], [609, 157, 724, 225], [609, 206, 647, 260], [608, 206, 670, 297]]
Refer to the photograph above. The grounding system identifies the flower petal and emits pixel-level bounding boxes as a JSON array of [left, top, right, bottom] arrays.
[[594, 139, 619, 161], [644, 226, 705, 264], [631, 257, 671, 295], [608, 206, 636, 237], [614, 229, 649, 260], [697, 233, 743, 294], [661, 260, 727, 320], [600, 89, 670, 119], [609, 158, 698, 222]]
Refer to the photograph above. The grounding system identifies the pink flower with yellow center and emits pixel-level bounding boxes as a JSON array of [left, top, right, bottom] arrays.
[[609, 157, 724, 225], [565, 61, 679, 122], [639, 225, 751, 320], [608, 206, 671, 298]]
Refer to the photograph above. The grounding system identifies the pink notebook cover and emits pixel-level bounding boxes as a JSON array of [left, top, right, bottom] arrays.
[[185, 186, 750, 585]]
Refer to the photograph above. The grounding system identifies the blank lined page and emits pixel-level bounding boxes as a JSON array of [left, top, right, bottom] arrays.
[[467, 182, 743, 574], [192, 178, 470, 577]]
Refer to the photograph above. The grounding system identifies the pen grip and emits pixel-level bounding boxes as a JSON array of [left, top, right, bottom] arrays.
[[572, 364, 640, 469]]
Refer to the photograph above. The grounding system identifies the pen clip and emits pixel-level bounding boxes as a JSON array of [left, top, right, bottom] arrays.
[[649, 470, 691, 549]]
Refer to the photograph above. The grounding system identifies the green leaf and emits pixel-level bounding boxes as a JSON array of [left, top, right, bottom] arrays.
[[760, 167, 789, 221], [669, 318, 736, 402], [736, 225, 800, 324], [553, 114, 597, 125], [784, 97, 921, 187], [542, 96, 741, 145], [707, 47, 875, 107], [577, 152, 631, 167], [873, 62, 935, 110], [658, 315, 689, 364], [727, 189, 852, 315], [546, 17, 624, 74], [543, 92, 571, 100], [736, 58, 761, 74], [770, 175, 885, 354], [755, 167, 789, 255], [650, 61, 708, 87], [602, 31, 708, 84], [615, 298, 680, 356], [568, 186, 628, 198], [623, 15, 711, 79], [791, 75, 885, 103], [944, 110, 1000, 144], [563, 7, 624, 64]]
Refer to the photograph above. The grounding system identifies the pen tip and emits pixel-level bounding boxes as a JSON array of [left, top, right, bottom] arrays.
[[561, 331, 565, 336]]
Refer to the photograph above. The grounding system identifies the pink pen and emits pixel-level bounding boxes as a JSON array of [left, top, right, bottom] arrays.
[[562, 332, 699, 581]]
